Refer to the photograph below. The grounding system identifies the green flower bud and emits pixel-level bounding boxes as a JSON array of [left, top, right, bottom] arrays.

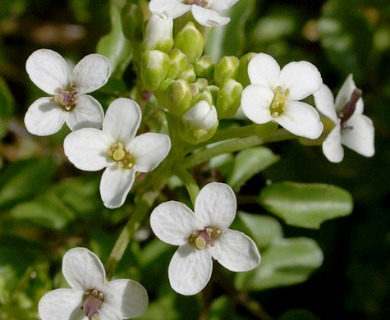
[[143, 13, 174, 52], [140, 50, 170, 91], [192, 88, 214, 107], [166, 79, 192, 116], [179, 100, 219, 144], [194, 55, 215, 79], [236, 52, 256, 87], [121, 3, 144, 44], [174, 22, 204, 64], [166, 49, 189, 79], [216, 79, 243, 119], [214, 56, 240, 87], [178, 64, 196, 83]]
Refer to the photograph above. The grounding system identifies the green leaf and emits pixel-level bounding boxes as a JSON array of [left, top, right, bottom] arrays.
[[259, 181, 353, 229], [228, 147, 279, 191], [235, 237, 323, 291], [238, 212, 283, 249], [97, 4, 133, 78], [0, 157, 55, 209]]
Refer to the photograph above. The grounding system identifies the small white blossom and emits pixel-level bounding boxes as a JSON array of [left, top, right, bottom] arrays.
[[25, 49, 111, 136], [38, 247, 148, 320], [150, 182, 261, 296], [182, 100, 218, 130], [241, 53, 324, 139], [63, 98, 171, 209], [149, 0, 239, 27], [144, 13, 174, 51], [314, 74, 375, 162]]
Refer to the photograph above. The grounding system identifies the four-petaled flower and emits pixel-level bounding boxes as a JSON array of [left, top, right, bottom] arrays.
[[241, 53, 324, 139], [25, 49, 111, 136], [149, 0, 239, 27], [38, 247, 148, 320], [314, 74, 375, 162], [63, 98, 171, 209], [150, 182, 261, 295]]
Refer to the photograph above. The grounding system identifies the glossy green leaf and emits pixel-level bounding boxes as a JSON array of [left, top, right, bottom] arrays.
[[235, 237, 323, 291], [228, 147, 279, 191], [259, 182, 353, 229]]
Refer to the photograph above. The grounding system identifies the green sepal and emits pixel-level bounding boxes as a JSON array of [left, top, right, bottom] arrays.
[[214, 56, 240, 86], [216, 78, 243, 119], [174, 21, 204, 64], [194, 55, 215, 80], [140, 50, 170, 91], [166, 49, 189, 79]]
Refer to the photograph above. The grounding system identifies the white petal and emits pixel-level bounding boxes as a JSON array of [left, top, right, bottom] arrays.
[[150, 201, 202, 246], [248, 53, 281, 88], [168, 244, 212, 295], [38, 289, 85, 320], [72, 54, 111, 94], [96, 307, 120, 320], [66, 95, 104, 131], [341, 114, 375, 157], [211, 229, 260, 272], [313, 84, 338, 123], [100, 166, 135, 208], [104, 279, 148, 319], [335, 74, 363, 114], [322, 122, 344, 163], [191, 6, 230, 27], [62, 247, 106, 292], [129, 133, 171, 172], [26, 49, 70, 94], [103, 98, 141, 144], [280, 61, 322, 100], [64, 128, 113, 171], [24, 97, 67, 136], [277, 101, 323, 139], [149, 0, 190, 19], [195, 182, 237, 229], [210, 0, 239, 11], [241, 85, 274, 124]]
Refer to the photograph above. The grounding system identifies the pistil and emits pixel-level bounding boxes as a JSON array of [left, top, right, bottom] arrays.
[[270, 86, 289, 118], [188, 226, 221, 250], [53, 82, 78, 111], [339, 88, 362, 130], [82, 289, 103, 319], [110, 142, 135, 169]]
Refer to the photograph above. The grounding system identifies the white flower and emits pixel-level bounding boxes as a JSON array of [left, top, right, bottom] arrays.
[[149, 0, 239, 27], [38, 247, 148, 320], [25, 49, 111, 136], [150, 182, 261, 296], [63, 98, 171, 209], [241, 53, 324, 139], [182, 100, 218, 130], [314, 74, 375, 162]]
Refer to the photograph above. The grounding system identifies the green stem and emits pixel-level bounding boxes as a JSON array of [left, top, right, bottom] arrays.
[[176, 166, 200, 205]]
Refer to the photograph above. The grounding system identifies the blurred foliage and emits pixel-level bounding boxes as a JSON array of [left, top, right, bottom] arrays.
[[0, 0, 389, 319]]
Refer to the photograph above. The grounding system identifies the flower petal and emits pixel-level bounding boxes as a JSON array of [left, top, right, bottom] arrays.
[[150, 201, 202, 246], [24, 97, 67, 136], [149, 0, 191, 19], [71, 54, 111, 94], [100, 166, 135, 208], [103, 98, 141, 144], [277, 101, 323, 139], [168, 244, 212, 295], [191, 5, 230, 27], [313, 84, 338, 123], [280, 61, 322, 100], [241, 84, 274, 124], [341, 114, 375, 157], [335, 74, 364, 114], [38, 288, 85, 320], [26, 49, 70, 95], [64, 128, 113, 171], [248, 53, 281, 87], [62, 247, 106, 292], [194, 182, 237, 229], [322, 122, 344, 163], [66, 95, 104, 131], [210, 0, 239, 11], [129, 133, 171, 172], [211, 229, 260, 272], [104, 279, 148, 319]]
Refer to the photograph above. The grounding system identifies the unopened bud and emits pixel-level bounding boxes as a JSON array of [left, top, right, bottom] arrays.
[[214, 56, 240, 87], [174, 22, 204, 64], [178, 64, 196, 83], [140, 50, 170, 91], [192, 88, 214, 107], [194, 55, 215, 79], [166, 49, 189, 79], [216, 79, 243, 119], [166, 79, 192, 116], [121, 3, 144, 44], [236, 52, 256, 87], [143, 13, 174, 52]]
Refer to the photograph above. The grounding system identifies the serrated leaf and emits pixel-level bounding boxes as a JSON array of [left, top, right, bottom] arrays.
[[259, 182, 353, 229], [228, 147, 279, 191], [235, 237, 323, 291]]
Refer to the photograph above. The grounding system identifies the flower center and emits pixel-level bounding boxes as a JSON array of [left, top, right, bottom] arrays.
[[53, 82, 78, 111], [270, 86, 290, 118], [186, 0, 208, 7], [188, 226, 221, 250], [338, 88, 362, 131], [109, 142, 135, 169], [82, 289, 103, 319]]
